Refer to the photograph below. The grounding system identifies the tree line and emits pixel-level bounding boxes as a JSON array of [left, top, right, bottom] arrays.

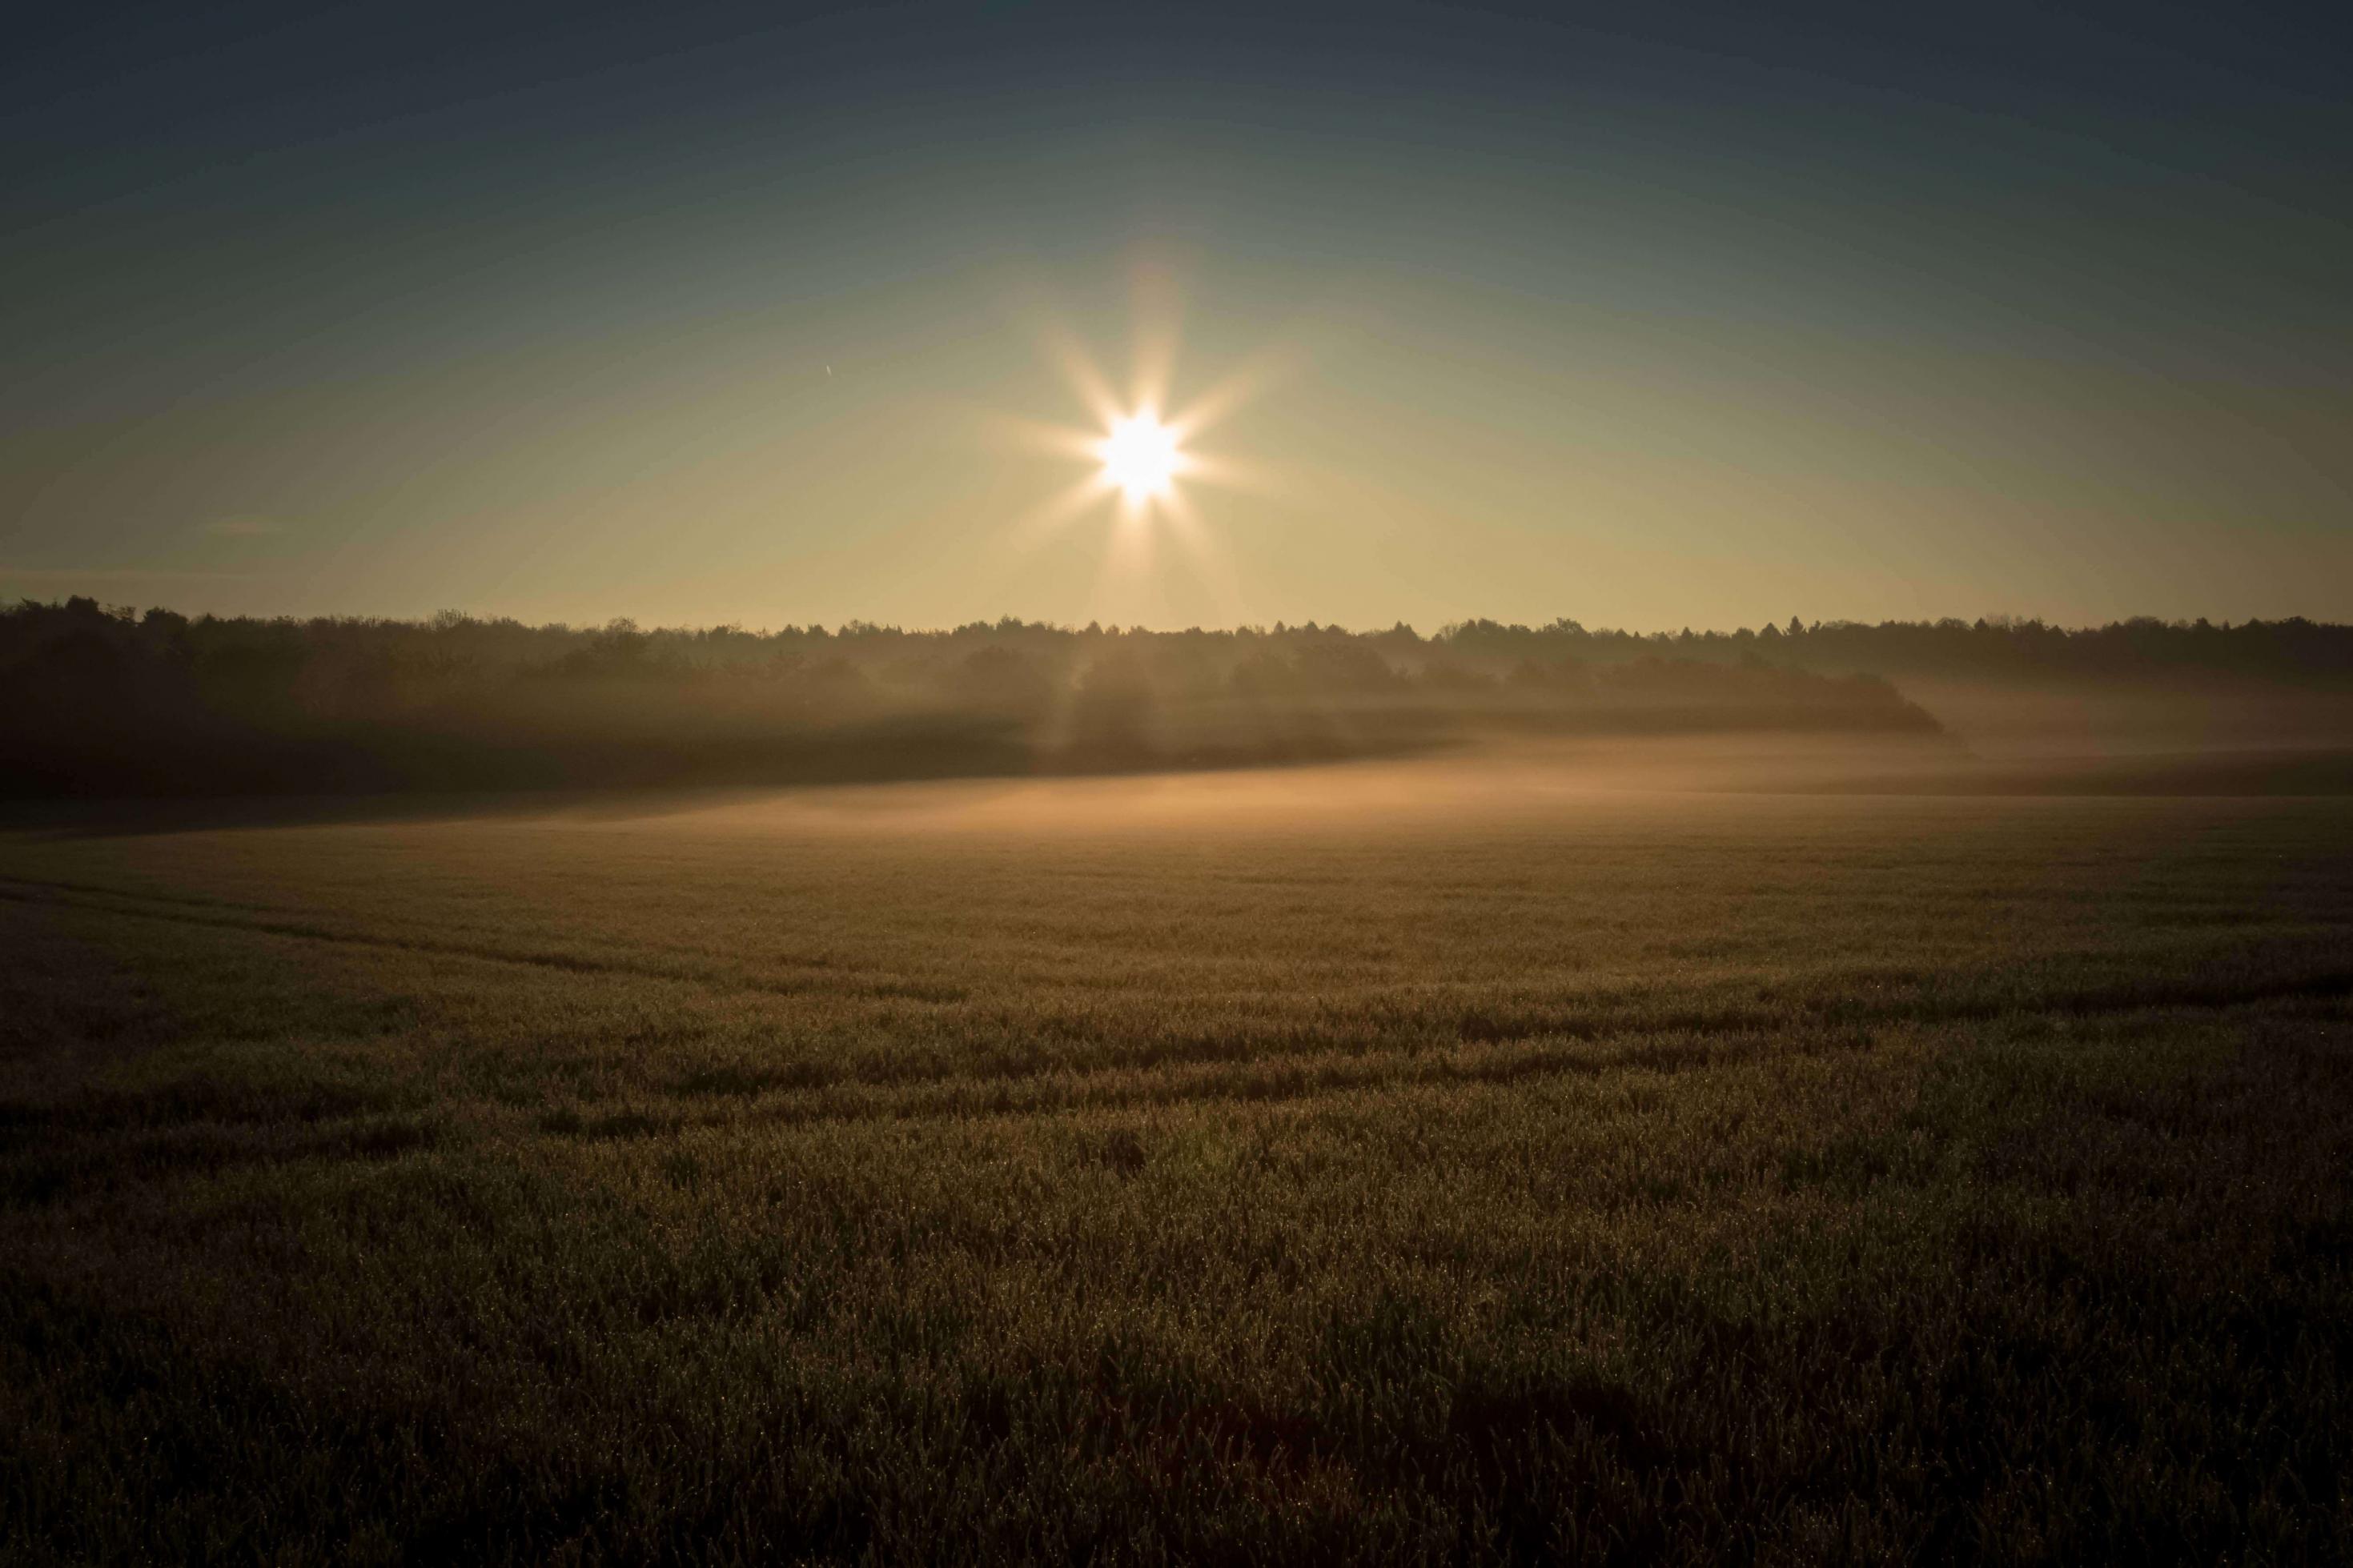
[[1435, 613, 2353, 684], [0, 597, 1982, 798]]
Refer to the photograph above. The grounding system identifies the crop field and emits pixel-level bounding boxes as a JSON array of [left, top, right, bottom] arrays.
[[4, 760, 2351, 1563]]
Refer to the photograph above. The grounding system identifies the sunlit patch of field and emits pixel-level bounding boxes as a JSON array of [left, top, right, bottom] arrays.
[[3, 761, 2350, 1562]]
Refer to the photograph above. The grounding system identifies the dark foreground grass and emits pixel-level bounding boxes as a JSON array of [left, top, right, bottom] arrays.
[[2, 768, 2350, 1563]]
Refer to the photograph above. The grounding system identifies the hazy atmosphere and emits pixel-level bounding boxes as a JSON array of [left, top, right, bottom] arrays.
[[8, 2, 2349, 631], [8, 6, 2352, 1563]]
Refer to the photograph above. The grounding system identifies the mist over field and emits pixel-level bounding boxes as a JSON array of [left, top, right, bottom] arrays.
[[9, 596, 2351, 804]]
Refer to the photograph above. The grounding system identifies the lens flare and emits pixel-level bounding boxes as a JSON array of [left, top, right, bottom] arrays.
[[994, 283, 1307, 626]]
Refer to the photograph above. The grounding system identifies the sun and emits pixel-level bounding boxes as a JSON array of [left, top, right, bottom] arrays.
[[993, 292, 1291, 575], [1098, 411, 1181, 503]]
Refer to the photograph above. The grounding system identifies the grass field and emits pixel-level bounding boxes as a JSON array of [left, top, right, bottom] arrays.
[[4, 758, 2351, 1562]]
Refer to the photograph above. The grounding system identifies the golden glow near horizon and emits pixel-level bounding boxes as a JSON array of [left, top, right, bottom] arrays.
[[984, 283, 1298, 624], [1098, 411, 1182, 502]]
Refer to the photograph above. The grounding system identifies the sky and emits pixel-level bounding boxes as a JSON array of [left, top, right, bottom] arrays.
[[5, 1, 2349, 633]]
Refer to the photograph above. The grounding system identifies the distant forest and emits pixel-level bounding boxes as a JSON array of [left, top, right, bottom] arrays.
[[4, 597, 2346, 798]]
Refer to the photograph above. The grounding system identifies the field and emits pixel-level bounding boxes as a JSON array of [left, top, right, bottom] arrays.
[[4, 756, 2351, 1563]]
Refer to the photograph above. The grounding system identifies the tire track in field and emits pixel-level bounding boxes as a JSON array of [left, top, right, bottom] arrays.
[[0, 872, 307, 920], [541, 1029, 1881, 1140], [607, 980, 2351, 1134], [0, 878, 967, 1005], [550, 975, 2348, 1137], [3, 876, 2345, 1076], [775, 1026, 1882, 1125], [1446, 967, 2353, 1043]]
